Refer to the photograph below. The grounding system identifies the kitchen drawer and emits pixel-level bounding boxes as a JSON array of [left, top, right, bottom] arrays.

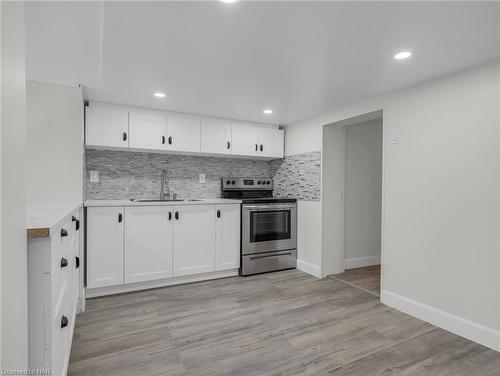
[[50, 218, 77, 274], [50, 279, 72, 376], [241, 250, 297, 276]]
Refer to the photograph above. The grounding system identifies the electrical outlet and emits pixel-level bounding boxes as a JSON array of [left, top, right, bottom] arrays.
[[390, 129, 400, 144], [90, 170, 99, 183], [199, 174, 206, 184]]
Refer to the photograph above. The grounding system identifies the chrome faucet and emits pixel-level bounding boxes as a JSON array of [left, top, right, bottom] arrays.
[[160, 169, 169, 200]]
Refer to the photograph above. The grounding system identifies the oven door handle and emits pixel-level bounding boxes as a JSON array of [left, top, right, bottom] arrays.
[[243, 205, 296, 210], [249, 252, 293, 260]]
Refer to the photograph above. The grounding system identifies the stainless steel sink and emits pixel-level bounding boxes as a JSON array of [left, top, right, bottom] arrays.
[[132, 199, 185, 202], [132, 199, 203, 202]]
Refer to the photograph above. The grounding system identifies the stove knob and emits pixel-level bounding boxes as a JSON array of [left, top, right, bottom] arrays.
[[266, 180, 271, 185], [231, 180, 236, 185], [257, 180, 261, 185]]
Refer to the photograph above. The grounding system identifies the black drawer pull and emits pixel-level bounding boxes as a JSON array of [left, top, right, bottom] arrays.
[[122, 132, 127, 141], [255, 144, 258, 151], [226, 141, 230, 149], [168, 212, 172, 221], [174, 211, 179, 220], [72, 216, 80, 230], [118, 213, 123, 223], [60, 228, 68, 237], [75, 256, 80, 269], [217, 210, 221, 218], [168, 136, 173, 145], [162, 136, 166, 144], [61, 315, 69, 329], [260, 144, 264, 152], [60, 257, 68, 268]]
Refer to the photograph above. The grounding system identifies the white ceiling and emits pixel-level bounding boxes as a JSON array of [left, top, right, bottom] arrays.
[[26, 1, 500, 125]]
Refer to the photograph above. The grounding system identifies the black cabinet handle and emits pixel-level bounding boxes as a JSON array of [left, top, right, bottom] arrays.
[[168, 212, 172, 221], [60, 257, 68, 268], [72, 216, 80, 231], [175, 211, 179, 220], [260, 144, 264, 152], [61, 315, 69, 329], [118, 213, 123, 223], [162, 136, 166, 144], [60, 228, 68, 237], [217, 210, 221, 218], [122, 132, 127, 141], [168, 136, 173, 145], [226, 141, 230, 149], [255, 144, 258, 151], [75, 256, 80, 269]]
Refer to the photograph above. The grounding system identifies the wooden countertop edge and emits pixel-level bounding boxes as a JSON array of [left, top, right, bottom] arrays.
[[27, 227, 50, 238]]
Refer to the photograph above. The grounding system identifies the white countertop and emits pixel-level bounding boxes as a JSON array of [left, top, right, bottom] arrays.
[[84, 198, 242, 207], [27, 202, 82, 237]]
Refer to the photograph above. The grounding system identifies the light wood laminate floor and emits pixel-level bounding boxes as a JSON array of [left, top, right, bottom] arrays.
[[69, 270, 500, 376], [330, 265, 381, 296]]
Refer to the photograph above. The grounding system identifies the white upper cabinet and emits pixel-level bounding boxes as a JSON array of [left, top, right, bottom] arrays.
[[86, 104, 129, 148], [85, 102, 283, 159], [166, 114, 201, 153], [258, 127, 284, 158], [231, 123, 261, 156], [129, 111, 167, 150], [215, 204, 240, 271], [232, 123, 284, 158], [124, 206, 173, 284], [173, 205, 216, 277], [200, 118, 232, 155]]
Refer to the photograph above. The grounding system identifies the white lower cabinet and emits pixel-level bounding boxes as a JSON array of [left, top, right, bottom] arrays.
[[86, 203, 240, 295], [216, 204, 240, 270], [173, 205, 216, 277], [124, 206, 173, 283], [28, 206, 83, 376], [87, 207, 124, 288]]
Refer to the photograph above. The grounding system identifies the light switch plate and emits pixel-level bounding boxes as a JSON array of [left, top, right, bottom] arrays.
[[199, 174, 206, 184], [90, 170, 99, 183], [390, 129, 400, 144]]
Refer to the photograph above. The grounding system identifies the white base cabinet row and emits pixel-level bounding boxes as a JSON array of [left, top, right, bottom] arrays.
[[86, 204, 240, 289], [85, 102, 284, 159]]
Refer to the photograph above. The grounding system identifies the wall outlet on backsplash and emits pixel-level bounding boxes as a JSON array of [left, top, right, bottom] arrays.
[[199, 174, 206, 184], [90, 170, 99, 183]]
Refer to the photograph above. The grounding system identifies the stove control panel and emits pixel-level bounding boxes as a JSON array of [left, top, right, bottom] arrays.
[[222, 177, 273, 190]]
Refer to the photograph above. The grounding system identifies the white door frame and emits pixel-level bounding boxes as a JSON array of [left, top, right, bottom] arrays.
[[320, 109, 384, 278]]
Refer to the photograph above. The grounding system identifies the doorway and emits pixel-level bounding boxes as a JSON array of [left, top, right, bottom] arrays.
[[322, 110, 383, 296]]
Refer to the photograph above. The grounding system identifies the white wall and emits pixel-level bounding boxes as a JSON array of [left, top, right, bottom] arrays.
[[1, 2, 28, 369], [344, 119, 382, 268], [296, 201, 322, 278], [26, 81, 84, 210], [285, 60, 500, 351]]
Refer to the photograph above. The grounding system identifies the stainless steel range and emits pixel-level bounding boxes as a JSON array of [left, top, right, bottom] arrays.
[[221, 177, 297, 276]]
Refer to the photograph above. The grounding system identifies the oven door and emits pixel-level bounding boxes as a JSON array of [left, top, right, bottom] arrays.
[[242, 203, 297, 255]]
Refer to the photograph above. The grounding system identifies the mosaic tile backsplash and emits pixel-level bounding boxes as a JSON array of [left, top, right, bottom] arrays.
[[271, 151, 321, 201], [85, 149, 321, 201]]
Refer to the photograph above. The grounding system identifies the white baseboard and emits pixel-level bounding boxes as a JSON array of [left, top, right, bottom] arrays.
[[381, 290, 500, 352], [344, 255, 380, 269], [297, 259, 322, 278], [86, 269, 239, 298]]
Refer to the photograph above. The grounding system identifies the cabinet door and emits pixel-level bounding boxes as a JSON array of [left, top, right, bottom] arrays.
[[215, 205, 240, 271], [200, 118, 232, 155], [129, 111, 167, 150], [124, 206, 173, 283], [231, 123, 260, 156], [166, 114, 201, 153], [86, 105, 129, 148], [173, 205, 216, 276], [87, 207, 124, 288], [258, 127, 284, 158]]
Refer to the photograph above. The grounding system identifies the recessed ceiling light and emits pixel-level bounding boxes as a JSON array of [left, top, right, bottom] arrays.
[[154, 92, 166, 98], [394, 51, 412, 60], [220, 0, 239, 3], [263, 109, 273, 115]]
